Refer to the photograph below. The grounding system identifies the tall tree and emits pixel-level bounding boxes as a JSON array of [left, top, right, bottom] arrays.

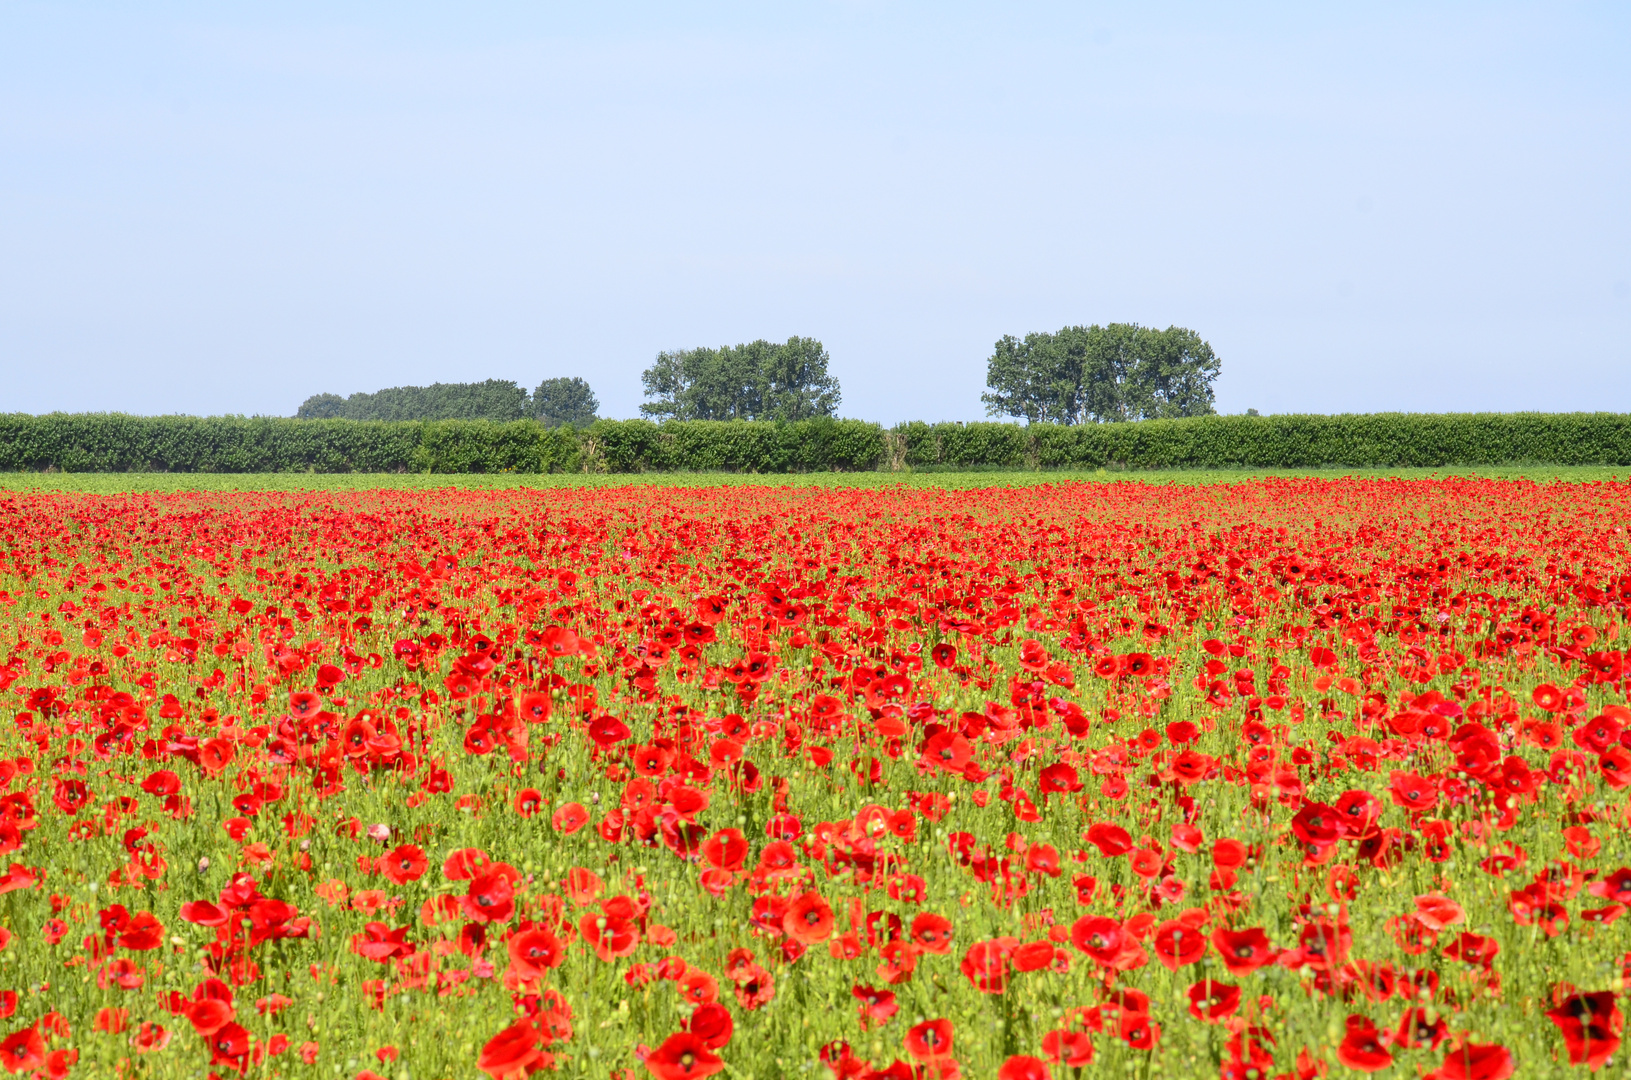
[[296, 393, 346, 419], [640, 337, 840, 421], [532, 377, 599, 427], [982, 324, 1218, 424]]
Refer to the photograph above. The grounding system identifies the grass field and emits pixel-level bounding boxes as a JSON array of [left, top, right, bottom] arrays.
[[1, 465, 1627, 492]]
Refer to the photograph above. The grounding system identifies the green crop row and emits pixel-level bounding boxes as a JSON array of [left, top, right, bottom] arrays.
[[0, 412, 1627, 473]]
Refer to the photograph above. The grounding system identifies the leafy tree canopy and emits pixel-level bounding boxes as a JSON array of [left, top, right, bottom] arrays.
[[640, 337, 840, 422], [532, 377, 600, 428], [296, 378, 594, 423], [982, 324, 1219, 424]]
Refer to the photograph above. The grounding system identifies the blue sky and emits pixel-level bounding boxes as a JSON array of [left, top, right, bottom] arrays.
[[1, 2, 1627, 421]]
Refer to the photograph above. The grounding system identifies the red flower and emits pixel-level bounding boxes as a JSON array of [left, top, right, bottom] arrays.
[[1186, 980, 1240, 1023], [512, 788, 544, 817], [1547, 992, 1622, 1070], [852, 985, 899, 1028], [904, 1018, 954, 1062], [1335, 1016, 1392, 1072], [688, 1003, 733, 1049], [379, 844, 428, 885], [580, 912, 639, 961], [1211, 927, 1276, 975], [997, 1055, 1050, 1080], [1424, 1042, 1514, 1080], [1086, 823, 1133, 856], [462, 871, 516, 924], [1150, 920, 1207, 971], [783, 892, 834, 945], [0, 1027, 43, 1074], [118, 911, 165, 950], [477, 1021, 541, 1080], [1040, 1029, 1093, 1066], [1071, 916, 1123, 964], [552, 803, 590, 835], [507, 927, 564, 979], [208, 1022, 252, 1066], [959, 940, 1012, 994], [910, 913, 953, 954], [1389, 770, 1438, 812], [644, 1031, 724, 1080]]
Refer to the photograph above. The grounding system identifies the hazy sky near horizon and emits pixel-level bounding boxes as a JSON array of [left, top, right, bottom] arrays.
[[2, 2, 1627, 422]]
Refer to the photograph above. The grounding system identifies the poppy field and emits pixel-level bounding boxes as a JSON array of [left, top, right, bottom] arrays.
[[1, 477, 1630, 1080]]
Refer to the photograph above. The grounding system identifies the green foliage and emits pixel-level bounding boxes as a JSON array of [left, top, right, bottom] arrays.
[[297, 379, 533, 422], [531, 377, 600, 428], [982, 323, 1219, 423], [294, 392, 345, 419], [640, 337, 841, 421], [3, 412, 1630, 473]]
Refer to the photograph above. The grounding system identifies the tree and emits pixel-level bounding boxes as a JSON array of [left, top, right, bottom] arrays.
[[640, 337, 840, 421], [982, 324, 1218, 424], [292, 380, 531, 422], [296, 393, 346, 419], [532, 377, 599, 428]]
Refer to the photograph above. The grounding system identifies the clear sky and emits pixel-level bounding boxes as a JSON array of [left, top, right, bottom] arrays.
[[2, 2, 1627, 422]]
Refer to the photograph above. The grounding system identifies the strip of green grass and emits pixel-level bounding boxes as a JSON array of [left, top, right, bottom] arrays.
[[0, 466, 1627, 492]]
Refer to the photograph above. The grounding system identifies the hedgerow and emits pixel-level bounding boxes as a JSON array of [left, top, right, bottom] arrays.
[[0, 413, 1627, 473]]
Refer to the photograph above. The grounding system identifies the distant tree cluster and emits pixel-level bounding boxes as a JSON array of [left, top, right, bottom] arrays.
[[296, 378, 599, 427], [983, 324, 1219, 424], [640, 337, 840, 422]]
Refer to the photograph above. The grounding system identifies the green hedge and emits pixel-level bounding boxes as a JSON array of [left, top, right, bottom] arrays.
[[0, 412, 1626, 473]]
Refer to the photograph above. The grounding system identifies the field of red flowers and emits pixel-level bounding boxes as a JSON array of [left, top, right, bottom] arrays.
[[0, 478, 1628, 1080]]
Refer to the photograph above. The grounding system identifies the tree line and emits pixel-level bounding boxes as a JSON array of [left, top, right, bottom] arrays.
[[292, 324, 1219, 424], [296, 377, 599, 427]]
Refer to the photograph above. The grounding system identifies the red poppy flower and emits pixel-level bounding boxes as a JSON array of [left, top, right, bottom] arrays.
[[442, 848, 491, 881], [1186, 979, 1241, 1023], [580, 912, 638, 961], [910, 912, 954, 954], [1335, 1016, 1392, 1072], [783, 892, 834, 945], [477, 1021, 541, 1080], [512, 788, 544, 818], [209, 1022, 252, 1065], [921, 732, 973, 774], [852, 985, 899, 1028], [1041, 1029, 1093, 1066], [1071, 916, 1123, 965], [462, 872, 516, 924], [1389, 770, 1438, 812], [1424, 1042, 1514, 1080], [552, 803, 590, 834], [517, 692, 550, 724], [379, 844, 428, 885], [1012, 940, 1056, 972], [1547, 993, 1622, 1070], [0, 1027, 44, 1074], [701, 829, 748, 872], [1150, 920, 1207, 971], [506, 927, 563, 979], [904, 1019, 954, 1063], [959, 940, 1012, 994], [187, 999, 235, 1037], [1086, 823, 1133, 856], [118, 911, 164, 950], [645, 1031, 724, 1080], [587, 715, 632, 746], [688, 1003, 733, 1049], [1211, 927, 1276, 975], [997, 1055, 1050, 1080]]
